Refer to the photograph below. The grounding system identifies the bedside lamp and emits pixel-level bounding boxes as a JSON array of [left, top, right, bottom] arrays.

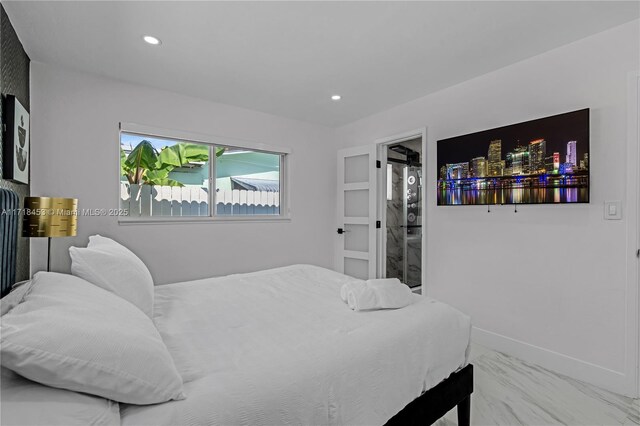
[[23, 197, 78, 272]]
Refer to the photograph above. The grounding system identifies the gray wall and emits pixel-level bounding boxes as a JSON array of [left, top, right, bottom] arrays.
[[0, 4, 30, 283], [30, 62, 337, 283], [336, 21, 639, 395]]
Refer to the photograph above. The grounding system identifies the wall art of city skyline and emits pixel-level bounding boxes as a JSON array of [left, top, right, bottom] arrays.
[[437, 109, 589, 206]]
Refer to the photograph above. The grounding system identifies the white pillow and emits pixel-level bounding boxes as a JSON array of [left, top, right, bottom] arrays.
[[0, 272, 185, 405], [1, 280, 31, 316], [1, 367, 120, 426], [69, 235, 154, 317]]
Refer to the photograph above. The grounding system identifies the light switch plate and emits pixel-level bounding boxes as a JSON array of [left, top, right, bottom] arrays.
[[604, 200, 622, 220]]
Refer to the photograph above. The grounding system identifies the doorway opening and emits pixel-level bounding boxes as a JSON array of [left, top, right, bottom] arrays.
[[377, 131, 425, 291], [335, 128, 426, 290]]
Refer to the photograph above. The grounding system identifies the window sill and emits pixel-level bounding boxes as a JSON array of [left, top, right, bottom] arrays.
[[118, 215, 291, 225]]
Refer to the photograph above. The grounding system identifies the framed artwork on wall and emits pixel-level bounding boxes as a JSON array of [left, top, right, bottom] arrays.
[[3, 95, 30, 184], [436, 109, 589, 206]]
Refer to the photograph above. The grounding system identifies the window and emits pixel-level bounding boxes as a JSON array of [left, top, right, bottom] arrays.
[[215, 147, 282, 216], [119, 125, 288, 222]]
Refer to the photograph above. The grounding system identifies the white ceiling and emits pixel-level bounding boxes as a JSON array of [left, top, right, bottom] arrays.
[[4, 1, 639, 127]]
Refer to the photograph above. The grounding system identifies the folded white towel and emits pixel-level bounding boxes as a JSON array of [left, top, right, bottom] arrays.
[[347, 282, 413, 311], [340, 281, 366, 303], [365, 278, 402, 289], [347, 286, 379, 311], [375, 284, 412, 309]]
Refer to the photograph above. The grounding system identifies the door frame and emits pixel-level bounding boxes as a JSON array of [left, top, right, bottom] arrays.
[[637, 73, 640, 399], [375, 128, 427, 290], [627, 72, 640, 398]]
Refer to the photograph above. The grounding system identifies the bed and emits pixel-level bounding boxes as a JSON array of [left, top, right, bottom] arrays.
[[0, 192, 472, 426], [120, 264, 472, 426]]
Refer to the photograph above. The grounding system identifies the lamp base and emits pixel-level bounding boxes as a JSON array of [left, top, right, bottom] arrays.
[[47, 237, 51, 272]]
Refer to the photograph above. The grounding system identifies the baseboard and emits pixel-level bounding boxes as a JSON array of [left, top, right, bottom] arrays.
[[472, 326, 637, 397]]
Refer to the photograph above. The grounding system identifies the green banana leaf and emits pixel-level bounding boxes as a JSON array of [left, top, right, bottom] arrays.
[[144, 169, 184, 187], [125, 140, 157, 170], [123, 140, 158, 184], [122, 140, 223, 187], [156, 143, 209, 171], [120, 147, 131, 177]]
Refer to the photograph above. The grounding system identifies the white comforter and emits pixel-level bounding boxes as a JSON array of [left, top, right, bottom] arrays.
[[120, 265, 471, 426]]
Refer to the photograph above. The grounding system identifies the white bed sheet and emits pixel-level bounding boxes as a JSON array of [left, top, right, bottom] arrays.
[[121, 265, 471, 426], [2, 281, 121, 426], [0, 367, 120, 426]]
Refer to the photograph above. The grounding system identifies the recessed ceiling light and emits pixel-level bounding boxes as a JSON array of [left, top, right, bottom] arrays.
[[143, 35, 161, 45], [331, 95, 342, 101]]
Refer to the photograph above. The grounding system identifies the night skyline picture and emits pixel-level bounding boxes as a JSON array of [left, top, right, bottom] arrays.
[[437, 109, 589, 206]]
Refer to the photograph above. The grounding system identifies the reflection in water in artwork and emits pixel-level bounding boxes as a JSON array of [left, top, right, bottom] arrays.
[[438, 186, 588, 205]]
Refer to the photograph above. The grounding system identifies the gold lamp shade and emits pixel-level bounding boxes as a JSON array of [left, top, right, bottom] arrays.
[[23, 197, 78, 238]]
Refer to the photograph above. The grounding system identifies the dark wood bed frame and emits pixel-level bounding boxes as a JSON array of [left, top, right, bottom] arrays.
[[386, 364, 473, 426]]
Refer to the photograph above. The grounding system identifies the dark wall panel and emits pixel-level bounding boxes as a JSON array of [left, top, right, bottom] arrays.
[[0, 4, 30, 283]]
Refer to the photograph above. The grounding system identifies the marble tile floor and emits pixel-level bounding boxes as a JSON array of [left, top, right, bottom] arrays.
[[434, 344, 639, 426]]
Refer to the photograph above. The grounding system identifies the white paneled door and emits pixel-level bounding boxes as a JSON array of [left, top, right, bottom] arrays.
[[336, 145, 378, 280]]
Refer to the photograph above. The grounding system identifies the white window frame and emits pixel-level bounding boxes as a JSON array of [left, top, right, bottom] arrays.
[[118, 122, 291, 224]]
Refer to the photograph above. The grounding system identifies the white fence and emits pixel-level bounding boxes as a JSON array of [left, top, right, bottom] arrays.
[[120, 183, 279, 217]]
